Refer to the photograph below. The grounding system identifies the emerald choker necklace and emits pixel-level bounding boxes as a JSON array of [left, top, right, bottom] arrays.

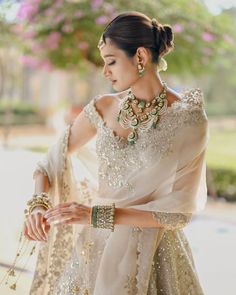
[[117, 82, 168, 145]]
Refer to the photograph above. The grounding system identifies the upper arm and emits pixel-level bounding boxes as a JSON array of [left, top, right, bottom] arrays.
[[67, 95, 112, 154], [67, 108, 97, 154]]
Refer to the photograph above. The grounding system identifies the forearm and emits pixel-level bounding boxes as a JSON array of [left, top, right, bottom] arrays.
[[114, 208, 164, 228], [31, 172, 50, 213], [34, 171, 50, 194]]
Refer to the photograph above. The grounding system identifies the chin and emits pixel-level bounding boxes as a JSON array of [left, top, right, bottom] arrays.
[[112, 83, 130, 93]]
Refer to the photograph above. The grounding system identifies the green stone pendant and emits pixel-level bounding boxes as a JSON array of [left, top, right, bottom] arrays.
[[137, 100, 146, 109], [131, 118, 139, 127], [152, 116, 159, 129], [128, 130, 138, 145]]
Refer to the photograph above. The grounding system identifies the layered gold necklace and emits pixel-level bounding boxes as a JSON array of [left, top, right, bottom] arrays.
[[117, 82, 168, 145]]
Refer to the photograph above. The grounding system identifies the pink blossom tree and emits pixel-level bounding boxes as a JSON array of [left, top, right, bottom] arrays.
[[6, 0, 236, 74]]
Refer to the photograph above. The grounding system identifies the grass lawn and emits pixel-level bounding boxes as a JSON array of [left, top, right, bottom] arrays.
[[206, 128, 236, 171]]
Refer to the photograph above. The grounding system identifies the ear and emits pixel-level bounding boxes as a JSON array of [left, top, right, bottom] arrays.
[[135, 47, 150, 66]]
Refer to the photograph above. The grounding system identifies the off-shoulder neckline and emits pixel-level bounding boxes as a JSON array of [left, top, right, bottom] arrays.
[[89, 87, 202, 144]]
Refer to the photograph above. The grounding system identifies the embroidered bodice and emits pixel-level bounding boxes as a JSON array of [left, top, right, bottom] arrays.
[[84, 88, 207, 190], [30, 88, 207, 295], [83, 87, 208, 230]]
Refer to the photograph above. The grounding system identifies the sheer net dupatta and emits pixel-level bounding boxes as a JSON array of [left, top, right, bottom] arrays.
[[29, 124, 98, 294], [29, 89, 209, 295], [88, 107, 209, 295]]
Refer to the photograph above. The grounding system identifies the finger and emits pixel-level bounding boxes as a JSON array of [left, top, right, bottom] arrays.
[[45, 208, 77, 219], [24, 226, 35, 241], [49, 217, 78, 225], [47, 214, 78, 225], [40, 215, 49, 237], [35, 213, 48, 241], [23, 223, 31, 239], [25, 219, 39, 241], [45, 202, 77, 214], [29, 215, 45, 241], [47, 210, 81, 221], [45, 204, 86, 219]]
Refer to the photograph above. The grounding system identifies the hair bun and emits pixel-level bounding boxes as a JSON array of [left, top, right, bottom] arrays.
[[158, 24, 174, 56], [163, 25, 173, 47]]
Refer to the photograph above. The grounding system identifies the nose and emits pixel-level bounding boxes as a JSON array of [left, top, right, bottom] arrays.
[[102, 64, 110, 78]]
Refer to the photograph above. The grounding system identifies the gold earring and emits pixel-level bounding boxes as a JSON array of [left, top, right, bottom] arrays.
[[138, 62, 145, 77]]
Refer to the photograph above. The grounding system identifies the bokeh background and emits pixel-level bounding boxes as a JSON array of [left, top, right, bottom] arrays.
[[0, 0, 236, 294]]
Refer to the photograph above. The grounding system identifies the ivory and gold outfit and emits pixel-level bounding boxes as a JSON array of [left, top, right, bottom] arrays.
[[30, 87, 209, 295]]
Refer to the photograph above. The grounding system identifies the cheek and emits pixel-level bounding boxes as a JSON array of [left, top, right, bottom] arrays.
[[114, 63, 137, 90]]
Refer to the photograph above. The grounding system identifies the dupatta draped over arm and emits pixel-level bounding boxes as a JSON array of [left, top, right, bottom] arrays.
[[30, 88, 209, 295]]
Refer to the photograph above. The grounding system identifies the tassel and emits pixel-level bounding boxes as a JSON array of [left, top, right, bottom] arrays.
[[10, 283, 16, 290], [0, 227, 37, 291]]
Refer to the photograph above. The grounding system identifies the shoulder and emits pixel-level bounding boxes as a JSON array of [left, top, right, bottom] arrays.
[[180, 87, 205, 108], [94, 93, 114, 109], [95, 89, 129, 104], [93, 90, 129, 111], [168, 87, 208, 130], [174, 87, 207, 121]]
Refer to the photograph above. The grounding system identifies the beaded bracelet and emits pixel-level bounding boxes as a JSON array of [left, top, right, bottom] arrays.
[[0, 193, 51, 290], [91, 203, 115, 232], [24, 192, 52, 216]]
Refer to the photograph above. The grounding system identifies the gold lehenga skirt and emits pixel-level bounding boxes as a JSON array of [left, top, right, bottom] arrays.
[[147, 229, 205, 295], [51, 228, 204, 295]]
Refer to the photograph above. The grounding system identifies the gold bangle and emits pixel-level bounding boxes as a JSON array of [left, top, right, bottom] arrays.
[[29, 203, 49, 214], [92, 203, 115, 232], [24, 193, 52, 216]]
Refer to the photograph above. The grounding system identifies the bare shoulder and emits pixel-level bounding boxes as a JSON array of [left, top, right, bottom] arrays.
[[95, 94, 114, 109], [95, 90, 127, 114]]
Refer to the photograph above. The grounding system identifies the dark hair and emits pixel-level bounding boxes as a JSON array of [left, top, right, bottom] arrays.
[[101, 11, 174, 64]]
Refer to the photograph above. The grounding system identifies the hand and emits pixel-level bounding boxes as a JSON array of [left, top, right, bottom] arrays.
[[24, 207, 50, 242], [44, 202, 91, 226]]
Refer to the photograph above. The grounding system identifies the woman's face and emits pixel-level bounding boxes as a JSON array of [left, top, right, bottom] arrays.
[[100, 38, 139, 92]]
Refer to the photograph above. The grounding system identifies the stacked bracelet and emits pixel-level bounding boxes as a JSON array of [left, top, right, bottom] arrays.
[[91, 203, 115, 232], [24, 192, 52, 216]]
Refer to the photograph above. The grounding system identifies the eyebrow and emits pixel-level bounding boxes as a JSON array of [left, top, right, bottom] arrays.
[[103, 54, 115, 58]]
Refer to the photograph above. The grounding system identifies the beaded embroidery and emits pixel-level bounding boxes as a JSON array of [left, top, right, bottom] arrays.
[[30, 124, 74, 295], [151, 212, 192, 230], [83, 88, 207, 192]]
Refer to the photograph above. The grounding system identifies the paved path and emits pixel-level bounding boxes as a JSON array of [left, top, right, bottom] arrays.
[[0, 148, 235, 294]]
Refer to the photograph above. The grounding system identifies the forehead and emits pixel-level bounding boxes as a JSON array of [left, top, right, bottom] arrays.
[[99, 38, 121, 58]]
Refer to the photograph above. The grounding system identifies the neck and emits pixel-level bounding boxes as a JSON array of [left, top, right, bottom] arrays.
[[130, 72, 165, 102]]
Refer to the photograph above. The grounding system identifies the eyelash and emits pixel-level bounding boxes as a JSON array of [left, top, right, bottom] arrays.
[[104, 61, 116, 66]]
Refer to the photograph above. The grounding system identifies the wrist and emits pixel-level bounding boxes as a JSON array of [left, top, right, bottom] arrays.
[[90, 203, 115, 231], [89, 207, 92, 225], [24, 192, 52, 217], [31, 206, 47, 214]]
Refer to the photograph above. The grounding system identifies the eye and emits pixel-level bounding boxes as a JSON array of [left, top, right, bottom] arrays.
[[108, 61, 116, 66]]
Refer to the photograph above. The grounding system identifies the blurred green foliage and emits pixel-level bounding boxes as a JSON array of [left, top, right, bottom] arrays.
[[0, 100, 46, 125], [8, 0, 236, 75], [1, 1, 236, 115], [206, 129, 236, 171], [0, 1, 236, 199], [206, 127, 236, 202], [211, 168, 236, 202]]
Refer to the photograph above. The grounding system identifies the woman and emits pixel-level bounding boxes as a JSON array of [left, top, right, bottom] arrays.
[[24, 11, 209, 295]]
